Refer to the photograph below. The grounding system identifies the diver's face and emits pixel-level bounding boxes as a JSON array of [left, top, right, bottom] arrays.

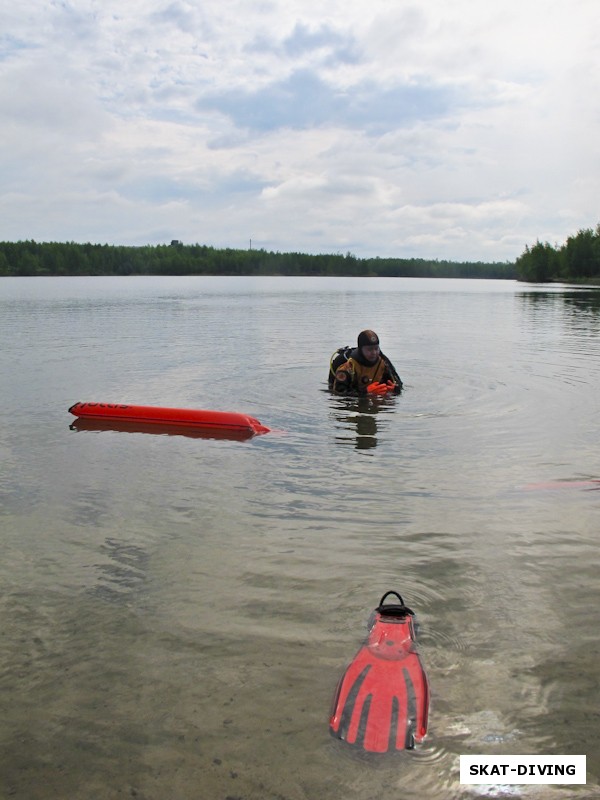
[[361, 344, 380, 363]]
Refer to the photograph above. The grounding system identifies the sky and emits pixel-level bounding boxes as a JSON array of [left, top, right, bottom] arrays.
[[1, 0, 599, 262]]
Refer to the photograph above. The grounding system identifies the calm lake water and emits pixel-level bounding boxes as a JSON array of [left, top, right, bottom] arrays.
[[1, 276, 600, 800]]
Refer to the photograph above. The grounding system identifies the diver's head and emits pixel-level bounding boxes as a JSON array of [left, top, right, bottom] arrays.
[[357, 329, 380, 363]]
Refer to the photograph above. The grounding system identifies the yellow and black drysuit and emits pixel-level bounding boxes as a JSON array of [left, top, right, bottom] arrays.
[[328, 347, 403, 395]]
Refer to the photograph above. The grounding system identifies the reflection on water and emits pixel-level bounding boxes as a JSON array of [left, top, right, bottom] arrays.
[[519, 287, 600, 312], [330, 394, 397, 450], [69, 417, 257, 441], [518, 288, 600, 339], [1, 277, 600, 800]]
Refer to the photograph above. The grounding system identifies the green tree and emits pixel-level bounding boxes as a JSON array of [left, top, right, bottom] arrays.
[[515, 241, 559, 282], [563, 228, 598, 279]]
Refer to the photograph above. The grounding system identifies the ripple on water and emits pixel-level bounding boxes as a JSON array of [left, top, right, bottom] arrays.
[[3, 278, 600, 799]]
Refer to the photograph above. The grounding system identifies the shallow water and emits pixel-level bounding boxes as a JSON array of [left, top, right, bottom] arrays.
[[1, 276, 600, 799]]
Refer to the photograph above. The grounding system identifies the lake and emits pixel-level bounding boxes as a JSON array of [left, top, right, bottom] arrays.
[[1, 276, 600, 799]]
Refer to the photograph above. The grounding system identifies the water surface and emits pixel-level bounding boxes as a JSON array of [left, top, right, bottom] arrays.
[[1, 276, 600, 799]]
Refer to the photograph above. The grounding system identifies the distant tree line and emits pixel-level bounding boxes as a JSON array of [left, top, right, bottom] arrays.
[[0, 240, 515, 279], [516, 224, 600, 283]]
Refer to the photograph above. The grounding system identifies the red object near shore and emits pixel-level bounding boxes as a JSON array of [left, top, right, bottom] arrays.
[[329, 591, 429, 753], [68, 402, 270, 436]]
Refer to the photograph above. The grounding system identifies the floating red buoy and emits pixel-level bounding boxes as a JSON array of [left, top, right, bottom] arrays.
[[68, 402, 270, 436]]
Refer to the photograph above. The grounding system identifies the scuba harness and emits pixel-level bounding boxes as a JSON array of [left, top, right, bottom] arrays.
[[328, 346, 403, 391], [328, 345, 354, 386]]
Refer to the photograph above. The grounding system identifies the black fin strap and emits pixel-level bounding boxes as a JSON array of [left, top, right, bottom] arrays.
[[377, 590, 414, 618]]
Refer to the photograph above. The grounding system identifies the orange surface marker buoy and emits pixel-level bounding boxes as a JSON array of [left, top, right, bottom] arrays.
[[68, 402, 270, 436]]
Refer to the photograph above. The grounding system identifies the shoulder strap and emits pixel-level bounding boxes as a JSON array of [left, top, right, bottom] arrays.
[[329, 346, 353, 380]]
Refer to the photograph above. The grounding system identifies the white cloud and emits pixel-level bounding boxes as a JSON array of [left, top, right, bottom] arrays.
[[0, 0, 599, 260]]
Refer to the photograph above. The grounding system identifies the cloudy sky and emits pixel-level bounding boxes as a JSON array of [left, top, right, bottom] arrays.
[[1, 0, 599, 261]]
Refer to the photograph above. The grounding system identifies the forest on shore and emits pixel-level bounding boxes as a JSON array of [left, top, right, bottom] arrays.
[[2, 226, 599, 282], [515, 224, 600, 283], [0, 239, 513, 279]]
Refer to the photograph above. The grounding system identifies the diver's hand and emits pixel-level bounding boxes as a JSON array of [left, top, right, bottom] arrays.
[[367, 382, 389, 395]]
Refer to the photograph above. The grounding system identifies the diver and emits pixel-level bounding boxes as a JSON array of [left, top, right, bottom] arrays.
[[328, 329, 403, 396]]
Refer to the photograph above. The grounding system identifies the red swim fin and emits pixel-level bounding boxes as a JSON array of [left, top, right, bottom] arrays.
[[329, 591, 429, 753]]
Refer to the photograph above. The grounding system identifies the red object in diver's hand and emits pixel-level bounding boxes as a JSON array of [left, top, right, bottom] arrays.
[[367, 382, 388, 395]]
